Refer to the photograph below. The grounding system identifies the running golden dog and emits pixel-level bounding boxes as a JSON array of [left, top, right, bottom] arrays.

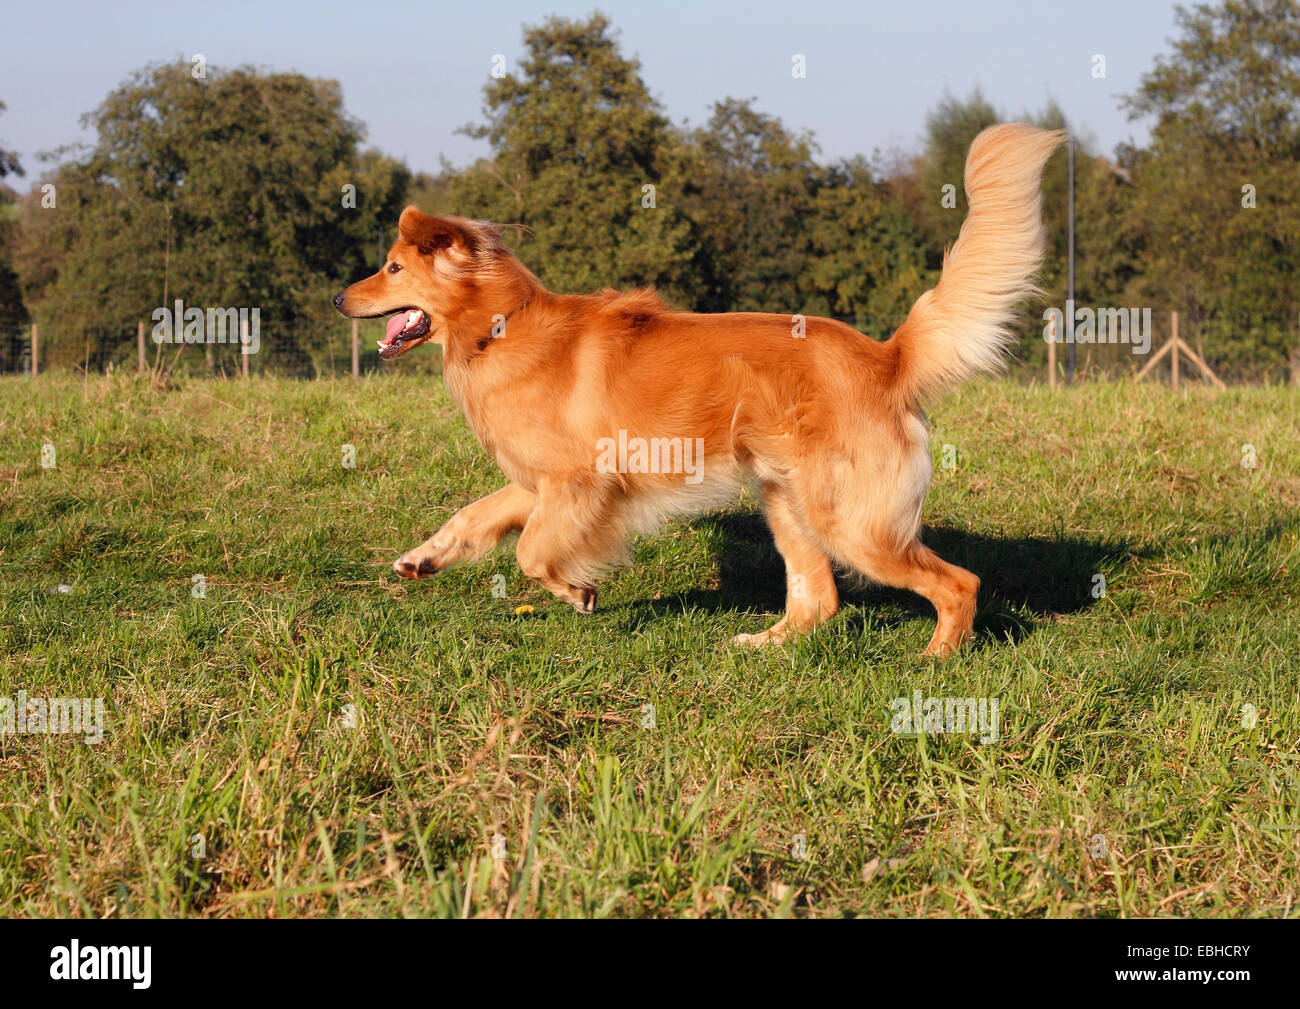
[[334, 124, 1064, 654]]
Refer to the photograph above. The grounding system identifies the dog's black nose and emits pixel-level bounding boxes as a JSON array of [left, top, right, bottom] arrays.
[[332, 292, 345, 309]]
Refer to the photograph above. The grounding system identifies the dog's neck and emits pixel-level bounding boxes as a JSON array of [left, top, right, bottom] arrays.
[[440, 266, 545, 368]]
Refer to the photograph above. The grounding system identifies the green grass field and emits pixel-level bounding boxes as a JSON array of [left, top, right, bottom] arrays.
[[1, 373, 1297, 918]]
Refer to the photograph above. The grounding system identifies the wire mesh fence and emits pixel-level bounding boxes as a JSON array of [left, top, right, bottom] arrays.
[[0, 316, 444, 378], [2, 309, 1297, 384]]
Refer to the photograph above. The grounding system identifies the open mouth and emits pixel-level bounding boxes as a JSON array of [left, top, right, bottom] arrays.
[[377, 309, 431, 359]]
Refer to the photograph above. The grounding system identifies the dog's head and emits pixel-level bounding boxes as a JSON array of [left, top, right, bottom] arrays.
[[333, 207, 503, 360]]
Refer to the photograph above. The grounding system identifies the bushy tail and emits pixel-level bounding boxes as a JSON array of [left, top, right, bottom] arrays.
[[890, 123, 1066, 400]]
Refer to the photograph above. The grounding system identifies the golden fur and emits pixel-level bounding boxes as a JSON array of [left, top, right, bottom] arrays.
[[334, 123, 1066, 653]]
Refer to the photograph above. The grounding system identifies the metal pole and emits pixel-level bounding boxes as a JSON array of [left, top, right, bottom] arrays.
[[137, 320, 146, 372], [1048, 314, 1057, 387], [31, 322, 37, 377], [352, 319, 360, 379], [1066, 138, 1075, 386]]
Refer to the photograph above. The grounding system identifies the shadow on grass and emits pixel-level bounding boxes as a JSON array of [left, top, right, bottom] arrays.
[[614, 510, 1138, 647]]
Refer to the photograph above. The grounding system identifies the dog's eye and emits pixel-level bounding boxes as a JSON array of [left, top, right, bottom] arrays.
[[388, 263, 402, 274]]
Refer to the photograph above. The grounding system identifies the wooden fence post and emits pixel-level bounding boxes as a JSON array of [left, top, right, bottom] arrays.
[[137, 320, 146, 372], [1171, 311, 1180, 392], [1292, 312, 1300, 386], [352, 319, 360, 379], [1137, 309, 1225, 390]]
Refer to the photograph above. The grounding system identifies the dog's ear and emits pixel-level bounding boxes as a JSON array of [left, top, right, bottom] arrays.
[[398, 206, 466, 255]]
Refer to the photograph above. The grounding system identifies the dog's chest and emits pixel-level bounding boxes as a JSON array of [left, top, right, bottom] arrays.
[[443, 367, 550, 486]]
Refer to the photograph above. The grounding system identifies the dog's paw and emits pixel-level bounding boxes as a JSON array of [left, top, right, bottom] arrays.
[[920, 629, 973, 658], [393, 553, 439, 580], [731, 615, 803, 647], [730, 628, 785, 648]]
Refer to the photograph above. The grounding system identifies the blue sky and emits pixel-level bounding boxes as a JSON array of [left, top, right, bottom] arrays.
[[0, 0, 1182, 181]]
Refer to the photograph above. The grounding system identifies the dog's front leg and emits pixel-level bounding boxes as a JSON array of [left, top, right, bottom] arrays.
[[394, 482, 536, 579], [514, 473, 624, 613]]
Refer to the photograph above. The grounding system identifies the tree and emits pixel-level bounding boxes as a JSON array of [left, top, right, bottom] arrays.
[[15, 62, 408, 374], [684, 98, 824, 314], [1121, 0, 1300, 380], [443, 13, 703, 306], [803, 157, 934, 335], [0, 101, 26, 371], [0, 102, 19, 179], [915, 87, 1002, 259]]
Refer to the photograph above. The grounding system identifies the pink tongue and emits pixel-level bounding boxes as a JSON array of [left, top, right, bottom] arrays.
[[384, 314, 409, 342]]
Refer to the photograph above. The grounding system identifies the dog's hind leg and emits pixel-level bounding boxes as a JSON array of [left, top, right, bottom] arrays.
[[394, 482, 536, 579], [732, 484, 839, 647], [839, 539, 979, 657], [515, 473, 625, 614]]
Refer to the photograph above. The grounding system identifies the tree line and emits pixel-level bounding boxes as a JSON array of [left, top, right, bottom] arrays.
[[1, 1, 1297, 381]]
